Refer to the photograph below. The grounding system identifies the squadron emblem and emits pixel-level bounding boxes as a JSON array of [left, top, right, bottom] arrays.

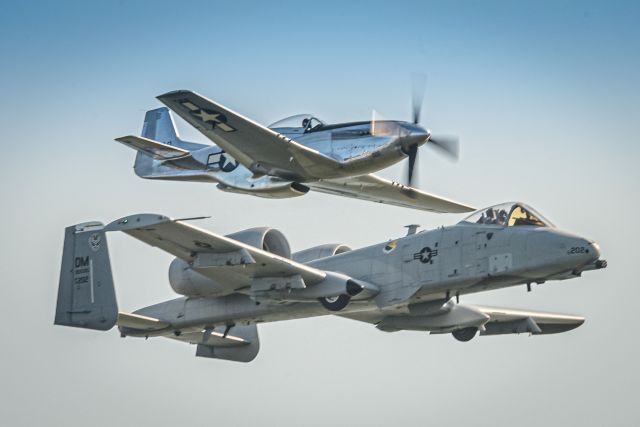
[[383, 240, 398, 253], [88, 233, 101, 252]]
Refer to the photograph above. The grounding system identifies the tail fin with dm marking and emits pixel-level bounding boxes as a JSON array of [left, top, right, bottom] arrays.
[[54, 222, 118, 331]]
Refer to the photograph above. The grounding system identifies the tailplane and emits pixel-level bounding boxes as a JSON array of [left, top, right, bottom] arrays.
[[129, 107, 207, 177], [54, 222, 118, 330]]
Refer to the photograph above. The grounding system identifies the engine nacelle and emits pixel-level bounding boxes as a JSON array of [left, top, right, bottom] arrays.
[[292, 243, 352, 263], [226, 227, 291, 258], [168, 227, 292, 297]]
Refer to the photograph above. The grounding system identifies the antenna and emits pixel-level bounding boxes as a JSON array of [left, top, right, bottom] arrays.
[[404, 224, 420, 236]]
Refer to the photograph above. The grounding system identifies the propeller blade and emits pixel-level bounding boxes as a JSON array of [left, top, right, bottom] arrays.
[[406, 144, 419, 186], [411, 73, 427, 124], [429, 134, 460, 161]]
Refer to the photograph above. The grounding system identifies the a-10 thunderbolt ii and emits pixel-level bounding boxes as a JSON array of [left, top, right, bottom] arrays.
[[114, 89, 473, 213], [55, 202, 606, 362]]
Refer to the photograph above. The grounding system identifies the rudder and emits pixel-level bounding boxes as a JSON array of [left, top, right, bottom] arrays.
[[54, 222, 118, 331], [133, 107, 207, 177]]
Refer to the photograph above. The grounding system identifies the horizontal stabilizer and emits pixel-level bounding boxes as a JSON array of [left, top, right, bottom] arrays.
[[117, 312, 170, 331], [115, 135, 191, 160], [163, 324, 260, 362]]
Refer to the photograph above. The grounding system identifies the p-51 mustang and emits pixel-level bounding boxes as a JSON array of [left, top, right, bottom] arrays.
[[115, 90, 473, 213], [55, 202, 606, 362]]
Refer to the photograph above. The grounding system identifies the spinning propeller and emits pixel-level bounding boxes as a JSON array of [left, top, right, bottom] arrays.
[[405, 75, 459, 187]]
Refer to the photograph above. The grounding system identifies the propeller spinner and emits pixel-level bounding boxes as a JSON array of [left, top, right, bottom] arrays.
[[405, 75, 459, 187]]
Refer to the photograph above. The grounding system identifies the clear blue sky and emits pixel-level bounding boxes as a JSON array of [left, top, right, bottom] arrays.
[[1, 1, 639, 426]]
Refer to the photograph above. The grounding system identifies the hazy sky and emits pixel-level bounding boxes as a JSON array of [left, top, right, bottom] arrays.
[[1, 1, 639, 426]]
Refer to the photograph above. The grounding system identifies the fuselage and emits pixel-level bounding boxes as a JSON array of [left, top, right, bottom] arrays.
[[129, 207, 603, 337], [142, 119, 428, 197]]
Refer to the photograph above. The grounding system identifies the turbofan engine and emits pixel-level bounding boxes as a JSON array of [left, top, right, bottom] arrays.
[[292, 243, 352, 263], [168, 227, 291, 297]]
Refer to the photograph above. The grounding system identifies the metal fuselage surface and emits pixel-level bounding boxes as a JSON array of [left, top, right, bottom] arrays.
[[149, 120, 422, 196], [130, 221, 600, 336]]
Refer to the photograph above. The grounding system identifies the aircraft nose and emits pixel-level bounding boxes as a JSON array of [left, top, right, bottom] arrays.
[[400, 123, 431, 146], [587, 240, 601, 261], [527, 230, 600, 271]]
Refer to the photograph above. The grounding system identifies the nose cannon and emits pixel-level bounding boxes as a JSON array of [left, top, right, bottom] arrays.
[[526, 229, 606, 280]]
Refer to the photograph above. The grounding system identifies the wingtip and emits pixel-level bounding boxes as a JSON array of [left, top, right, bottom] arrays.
[[104, 213, 173, 232], [156, 89, 194, 100], [114, 135, 134, 143]]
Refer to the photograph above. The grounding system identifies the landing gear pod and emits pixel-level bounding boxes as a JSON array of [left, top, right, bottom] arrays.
[[452, 327, 478, 342], [319, 294, 351, 311]]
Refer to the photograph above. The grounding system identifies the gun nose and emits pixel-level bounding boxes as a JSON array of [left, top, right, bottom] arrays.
[[588, 241, 601, 260]]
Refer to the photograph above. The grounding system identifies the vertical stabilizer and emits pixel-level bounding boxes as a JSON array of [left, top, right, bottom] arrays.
[[54, 222, 118, 331], [141, 107, 180, 144], [133, 107, 206, 177]]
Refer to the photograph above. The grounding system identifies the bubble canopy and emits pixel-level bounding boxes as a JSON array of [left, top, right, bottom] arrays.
[[268, 114, 325, 131], [461, 202, 555, 228]]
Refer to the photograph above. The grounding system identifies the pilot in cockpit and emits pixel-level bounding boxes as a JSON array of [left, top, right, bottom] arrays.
[[497, 209, 508, 225], [302, 118, 310, 128]]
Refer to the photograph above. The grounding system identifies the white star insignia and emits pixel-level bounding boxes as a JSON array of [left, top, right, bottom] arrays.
[[192, 109, 221, 123]]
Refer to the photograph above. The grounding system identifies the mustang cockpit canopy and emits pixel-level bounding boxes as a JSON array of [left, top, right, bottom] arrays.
[[268, 114, 325, 133], [461, 202, 554, 228]]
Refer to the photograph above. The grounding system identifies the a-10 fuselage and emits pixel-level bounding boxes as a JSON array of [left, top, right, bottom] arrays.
[[130, 203, 604, 335]]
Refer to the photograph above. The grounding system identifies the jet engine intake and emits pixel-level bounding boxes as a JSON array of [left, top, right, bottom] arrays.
[[226, 227, 291, 259], [168, 227, 292, 297]]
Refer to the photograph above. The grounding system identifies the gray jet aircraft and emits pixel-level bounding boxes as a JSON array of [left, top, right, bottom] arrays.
[[54, 202, 606, 362], [115, 90, 473, 213]]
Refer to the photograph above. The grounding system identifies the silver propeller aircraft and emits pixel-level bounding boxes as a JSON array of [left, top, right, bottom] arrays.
[[55, 202, 606, 362], [115, 90, 473, 213]]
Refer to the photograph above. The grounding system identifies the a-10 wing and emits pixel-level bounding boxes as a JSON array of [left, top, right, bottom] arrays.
[[470, 305, 585, 336], [342, 303, 584, 336], [105, 213, 326, 292]]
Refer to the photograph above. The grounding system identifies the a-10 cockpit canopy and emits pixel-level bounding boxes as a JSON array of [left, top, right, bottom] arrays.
[[461, 202, 555, 228], [268, 114, 326, 133]]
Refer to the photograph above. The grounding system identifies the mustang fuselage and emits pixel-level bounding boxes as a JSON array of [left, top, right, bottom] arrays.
[[135, 110, 426, 197]]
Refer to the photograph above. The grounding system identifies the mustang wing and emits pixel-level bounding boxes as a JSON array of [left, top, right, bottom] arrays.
[[104, 213, 326, 290], [307, 174, 475, 213], [157, 90, 338, 180]]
